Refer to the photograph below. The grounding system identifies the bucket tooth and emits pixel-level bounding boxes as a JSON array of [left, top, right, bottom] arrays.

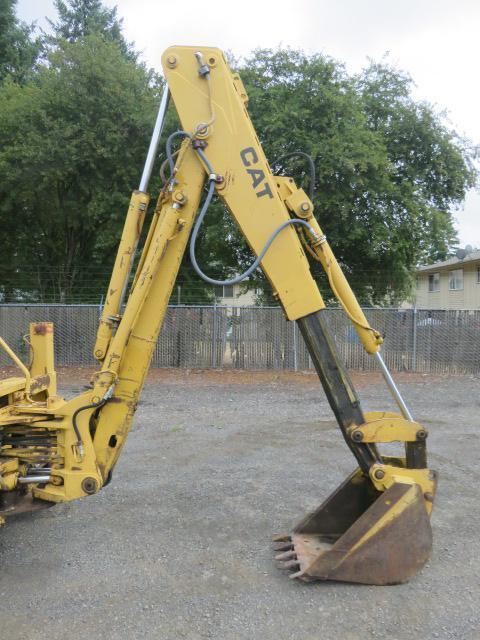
[[277, 559, 300, 571], [289, 569, 306, 580], [273, 540, 293, 552], [272, 534, 291, 543], [277, 468, 436, 585]]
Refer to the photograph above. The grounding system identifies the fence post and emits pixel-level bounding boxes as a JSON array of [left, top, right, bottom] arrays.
[[293, 321, 298, 372], [412, 306, 417, 372], [212, 303, 217, 368]]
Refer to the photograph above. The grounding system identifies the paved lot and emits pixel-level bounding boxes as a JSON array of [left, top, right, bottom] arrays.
[[0, 369, 479, 639]]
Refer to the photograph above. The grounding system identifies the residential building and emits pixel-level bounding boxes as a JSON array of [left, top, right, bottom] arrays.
[[214, 283, 257, 306], [415, 249, 480, 309]]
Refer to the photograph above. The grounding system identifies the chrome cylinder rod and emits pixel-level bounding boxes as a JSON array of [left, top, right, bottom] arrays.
[[139, 87, 170, 193], [18, 476, 51, 484], [116, 87, 170, 312], [375, 351, 414, 421]]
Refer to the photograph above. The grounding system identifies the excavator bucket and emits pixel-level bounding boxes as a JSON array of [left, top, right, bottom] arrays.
[[274, 469, 436, 585]]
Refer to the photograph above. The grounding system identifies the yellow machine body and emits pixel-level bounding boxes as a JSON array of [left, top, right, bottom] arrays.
[[0, 46, 436, 585]]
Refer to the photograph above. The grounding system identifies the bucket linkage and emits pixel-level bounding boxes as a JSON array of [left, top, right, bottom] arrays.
[[274, 311, 437, 585]]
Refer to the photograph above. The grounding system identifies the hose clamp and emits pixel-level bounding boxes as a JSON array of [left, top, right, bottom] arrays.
[[103, 384, 115, 401]]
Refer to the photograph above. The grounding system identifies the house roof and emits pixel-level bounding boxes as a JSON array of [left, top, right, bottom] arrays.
[[417, 250, 480, 273]]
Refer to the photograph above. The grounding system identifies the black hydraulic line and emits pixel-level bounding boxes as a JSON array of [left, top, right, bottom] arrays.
[[271, 151, 316, 202], [72, 396, 110, 453], [296, 309, 379, 473], [164, 131, 321, 289]]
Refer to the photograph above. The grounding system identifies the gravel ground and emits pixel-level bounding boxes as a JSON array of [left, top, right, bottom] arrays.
[[0, 368, 479, 640]]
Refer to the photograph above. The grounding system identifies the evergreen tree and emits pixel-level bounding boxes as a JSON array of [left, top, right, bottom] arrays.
[[0, 0, 39, 83], [47, 0, 134, 58]]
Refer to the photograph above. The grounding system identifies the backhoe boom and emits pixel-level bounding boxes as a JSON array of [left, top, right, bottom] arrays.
[[0, 45, 436, 586]]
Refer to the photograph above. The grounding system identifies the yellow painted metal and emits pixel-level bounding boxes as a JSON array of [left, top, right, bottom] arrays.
[[265, 169, 383, 353], [350, 411, 426, 443], [0, 42, 434, 580], [29, 322, 57, 397], [131, 194, 165, 290], [33, 391, 103, 503], [307, 228, 383, 353], [369, 460, 436, 515], [0, 377, 26, 398], [92, 144, 206, 481], [0, 323, 57, 415], [0, 458, 19, 491], [0, 336, 32, 397], [3, 140, 205, 506], [162, 46, 325, 321], [94, 190, 150, 362]]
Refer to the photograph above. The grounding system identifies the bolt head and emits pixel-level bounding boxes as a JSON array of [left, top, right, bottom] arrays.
[[374, 468, 385, 480], [351, 430, 363, 442], [300, 202, 310, 212], [166, 55, 177, 68]]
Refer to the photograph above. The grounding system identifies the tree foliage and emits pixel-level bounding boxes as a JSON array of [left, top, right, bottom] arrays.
[[0, 4, 476, 305], [230, 49, 477, 303], [47, 0, 133, 58], [0, 2, 159, 301], [0, 0, 39, 83]]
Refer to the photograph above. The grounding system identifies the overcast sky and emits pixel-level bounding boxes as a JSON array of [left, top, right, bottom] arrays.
[[17, 0, 480, 247]]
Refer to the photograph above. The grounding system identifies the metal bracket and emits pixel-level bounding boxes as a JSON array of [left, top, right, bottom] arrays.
[[349, 411, 428, 444]]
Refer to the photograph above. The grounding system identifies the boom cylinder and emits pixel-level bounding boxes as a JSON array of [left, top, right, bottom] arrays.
[[94, 87, 170, 362], [94, 190, 150, 361]]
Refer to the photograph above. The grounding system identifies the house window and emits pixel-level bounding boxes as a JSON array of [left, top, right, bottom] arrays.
[[215, 284, 234, 298], [428, 273, 440, 292], [449, 269, 463, 291], [477, 266, 480, 283], [223, 284, 234, 298]]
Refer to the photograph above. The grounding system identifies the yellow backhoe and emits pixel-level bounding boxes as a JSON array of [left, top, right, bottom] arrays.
[[0, 46, 437, 585]]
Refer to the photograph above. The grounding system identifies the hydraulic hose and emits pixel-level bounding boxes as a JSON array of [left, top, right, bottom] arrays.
[[271, 151, 316, 202], [71, 384, 115, 458], [166, 131, 192, 174], [166, 131, 320, 288], [189, 179, 320, 286]]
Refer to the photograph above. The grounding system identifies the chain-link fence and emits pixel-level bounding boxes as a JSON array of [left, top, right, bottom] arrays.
[[0, 304, 479, 374]]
